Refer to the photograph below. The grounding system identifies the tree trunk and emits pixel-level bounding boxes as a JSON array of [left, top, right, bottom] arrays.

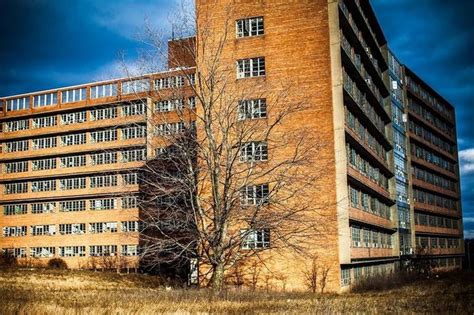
[[210, 262, 225, 292]]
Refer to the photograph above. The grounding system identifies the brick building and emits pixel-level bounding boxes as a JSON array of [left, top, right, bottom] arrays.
[[0, 0, 464, 291]]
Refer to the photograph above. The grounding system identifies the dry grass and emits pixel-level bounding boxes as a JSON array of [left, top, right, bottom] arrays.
[[0, 268, 473, 314]]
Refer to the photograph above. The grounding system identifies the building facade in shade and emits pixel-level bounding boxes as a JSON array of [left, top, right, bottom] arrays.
[[0, 0, 464, 291]]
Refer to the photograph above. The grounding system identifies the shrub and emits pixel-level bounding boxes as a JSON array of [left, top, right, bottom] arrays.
[[0, 250, 17, 268], [47, 258, 68, 269]]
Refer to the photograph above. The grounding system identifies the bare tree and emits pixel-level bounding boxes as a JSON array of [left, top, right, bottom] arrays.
[[303, 256, 319, 294], [114, 1, 334, 291]]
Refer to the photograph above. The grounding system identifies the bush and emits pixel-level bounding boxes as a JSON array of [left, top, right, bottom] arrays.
[[47, 258, 68, 269], [351, 271, 414, 293], [0, 250, 17, 268]]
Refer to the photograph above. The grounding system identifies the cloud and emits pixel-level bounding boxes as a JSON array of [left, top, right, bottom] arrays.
[[464, 230, 474, 239], [460, 149, 474, 175]]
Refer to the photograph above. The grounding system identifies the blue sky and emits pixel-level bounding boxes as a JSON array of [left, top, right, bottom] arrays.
[[0, 1, 472, 237]]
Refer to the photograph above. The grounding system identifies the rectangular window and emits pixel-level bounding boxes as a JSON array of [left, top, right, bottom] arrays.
[[5, 140, 29, 152], [59, 246, 86, 257], [90, 198, 116, 210], [122, 102, 146, 116], [90, 152, 117, 165], [91, 83, 118, 99], [240, 141, 268, 161], [89, 222, 117, 234], [60, 133, 87, 146], [241, 184, 270, 206], [5, 119, 29, 132], [121, 221, 139, 232], [59, 177, 86, 190], [122, 196, 137, 209], [4, 161, 28, 173], [4, 182, 28, 194], [3, 204, 28, 216], [238, 99, 267, 120], [90, 174, 118, 188], [122, 173, 138, 185], [60, 155, 86, 168], [6, 97, 30, 111], [34, 92, 57, 107], [59, 223, 86, 235], [90, 106, 117, 120], [154, 76, 184, 90], [32, 136, 57, 150], [241, 229, 270, 249], [154, 122, 185, 136], [61, 88, 86, 103], [155, 99, 184, 112], [90, 129, 117, 143], [30, 247, 56, 258], [237, 57, 265, 79], [59, 200, 86, 212], [31, 202, 56, 214], [61, 111, 87, 125], [31, 179, 56, 192], [122, 125, 146, 139], [2, 226, 27, 237], [236, 16, 264, 38], [31, 224, 56, 236], [121, 148, 147, 162], [122, 79, 150, 94], [32, 158, 56, 171], [90, 245, 117, 257], [121, 245, 138, 256], [341, 269, 351, 286], [32, 115, 57, 129]]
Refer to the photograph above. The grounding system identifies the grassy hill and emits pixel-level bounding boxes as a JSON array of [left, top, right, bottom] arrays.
[[0, 268, 473, 314]]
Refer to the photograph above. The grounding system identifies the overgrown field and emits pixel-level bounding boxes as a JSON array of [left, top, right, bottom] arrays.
[[0, 269, 473, 314]]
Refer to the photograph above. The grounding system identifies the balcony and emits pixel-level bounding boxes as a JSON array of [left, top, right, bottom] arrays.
[[411, 178, 458, 199], [413, 201, 460, 218], [415, 225, 462, 237], [408, 131, 457, 163], [347, 165, 392, 202], [410, 156, 458, 180]]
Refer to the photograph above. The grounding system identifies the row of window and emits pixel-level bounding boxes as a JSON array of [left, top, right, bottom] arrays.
[[2, 221, 138, 237], [414, 212, 459, 230], [348, 185, 391, 219], [408, 120, 455, 155], [4, 174, 138, 194], [415, 236, 461, 249], [3, 197, 137, 216], [155, 97, 195, 112], [345, 108, 388, 162], [413, 188, 457, 211], [350, 226, 393, 248], [341, 262, 396, 286], [2, 245, 138, 258], [412, 166, 457, 192], [408, 99, 454, 137], [411, 143, 456, 173], [343, 70, 386, 136], [347, 144, 389, 190]]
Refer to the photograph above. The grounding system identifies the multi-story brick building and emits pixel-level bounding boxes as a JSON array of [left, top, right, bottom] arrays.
[[0, 0, 463, 291]]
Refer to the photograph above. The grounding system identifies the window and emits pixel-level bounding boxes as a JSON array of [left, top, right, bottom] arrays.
[[121, 221, 139, 232], [60, 133, 86, 146], [121, 148, 147, 162], [31, 202, 55, 214], [188, 96, 196, 109], [90, 175, 118, 188], [122, 125, 146, 139], [1, 248, 26, 258], [31, 224, 56, 236], [155, 99, 184, 112], [31, 179, 56, 192], [154, 76, 184, 90], [90, 198, 116, 211], [59, 223, 86, 235], [32, 136, 57, 150], [122, 102, 146, 116], [122, 79, 150, 94], [3, 226, 27, 237], [61, 111, 86, 125], [238, 99, 267, 120], [4, 161, 28, 174], [90, 245, 117, 256], [60, 155, 86, 168], [90, 129, 117, 143], [237, 57, 265, 79], [4, 182, 28, 194], [5, 140, 29, 152], [62, 88, 86, 103], [59, 200, 86, 212], [30, 247, 55, 258], [236, 16, 264, 38], [89, 222, 117, 234], [5, 119, 29, 132], [241, 184, 269, 206], [32, 158, 56, 171], [91, 83, 118, 99], [6, 97, 29, 111], [122, 196, 137, 209], [154, 122, 185, 136], [122, 173, 138, 185], [351, 226, 361, 247], [341, 269, 351, 286], [59, 246, 86, 257], [121, 245, 138, 256], [90, 152, 117, 165], [34, 92, 57, 107], [241, 229, 270, 249], [32, 115, 57, 129], [60, 177, 86, 190], [3, 204, 28, 216], [240, 141, 268, 161], [91, 106, 117, 120]]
